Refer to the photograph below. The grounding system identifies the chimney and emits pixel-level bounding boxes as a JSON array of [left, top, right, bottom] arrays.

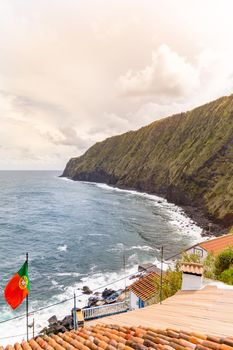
[[181, 262, 203, 291]]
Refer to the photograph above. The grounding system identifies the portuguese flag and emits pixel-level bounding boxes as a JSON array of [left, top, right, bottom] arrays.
[[4, 261, 30, 309]]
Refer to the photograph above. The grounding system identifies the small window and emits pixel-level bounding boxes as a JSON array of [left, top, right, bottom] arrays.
[[194, 247, 203, 257]]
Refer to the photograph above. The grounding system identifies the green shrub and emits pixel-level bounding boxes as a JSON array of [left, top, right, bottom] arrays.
[[203, 252, 216, 279], [219, 268, 233, 285], [182, 252, 201, 263], [176, 252, 201, 271], [214, 247, 233, 276], [154, 269, 182, 302]]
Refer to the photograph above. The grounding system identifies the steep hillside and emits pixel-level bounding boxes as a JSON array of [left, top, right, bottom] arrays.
[[62, 95, 233, 230]]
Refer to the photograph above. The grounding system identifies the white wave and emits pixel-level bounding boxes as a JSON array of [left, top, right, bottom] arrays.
[[58, 177, 73, 182], [59, 180, 202, 242], [128, 253, 138, 264], [90, 264, 97, 272], [88, 233, 108, 237], [128, 245, 155, 252], [107, 245, 155, 252], [95, 183, 166, 203], [55, 272, 81, 277], [107, 243, 125, 252], [94, 182, 202, 241], [57, 244, 67, 252]]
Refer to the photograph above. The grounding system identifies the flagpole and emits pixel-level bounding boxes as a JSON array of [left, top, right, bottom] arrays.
[[26, 252, 29, 341]]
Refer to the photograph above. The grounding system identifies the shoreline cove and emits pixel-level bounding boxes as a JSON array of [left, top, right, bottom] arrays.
[[97, 183, 225, 236], [62, 177, 217, 238]]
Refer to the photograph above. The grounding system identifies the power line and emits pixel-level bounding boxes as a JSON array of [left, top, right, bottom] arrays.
[[0, 269, 139, 326], [0, 248, 185, 329]]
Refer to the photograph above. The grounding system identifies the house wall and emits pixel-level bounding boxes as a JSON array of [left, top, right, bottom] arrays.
[[129, 291, 139, 310], [130, 292, 159, 309], [185, 245, 208, 260], [182, 273, 203, 290]]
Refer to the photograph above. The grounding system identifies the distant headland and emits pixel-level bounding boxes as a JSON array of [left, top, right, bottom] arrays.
[[62, 95, 233, 234]]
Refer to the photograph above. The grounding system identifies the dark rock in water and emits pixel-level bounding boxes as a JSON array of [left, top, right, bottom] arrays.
[[39, 327, 49, 336], [61, 315, 73, 329], [40, 313, 75, 336], [94, 291, 101, 296], [88, 295, 103, 307], [53, 325, 67, 334], [102, 288, 116, 298], [106, 290, 122, 302], [117, 292, 126, 302], [83, 285, 92, 294], [95, 300, 106, 306], [48, 315, 58, 325]]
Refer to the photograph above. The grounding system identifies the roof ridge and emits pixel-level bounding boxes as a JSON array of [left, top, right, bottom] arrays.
[[181, 262, 203, 267], [199, 233, 233, 246]]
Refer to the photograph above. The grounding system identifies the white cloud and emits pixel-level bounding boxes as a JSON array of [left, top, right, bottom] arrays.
[[117, 45, 200, 100], [117, 44, 233, 109], [46, 126, 92, 150], [197, 49, 233, 99], [0, 0, 233, 169]]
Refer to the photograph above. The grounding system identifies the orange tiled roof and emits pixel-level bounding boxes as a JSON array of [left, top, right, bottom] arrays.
[[3, 324, 233, 350], [181, 262, 203, 275], [199, 234, 233, 255], [129, 272, 158, 301]]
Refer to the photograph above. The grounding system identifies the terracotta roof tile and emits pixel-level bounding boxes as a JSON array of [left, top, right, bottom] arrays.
[[198, 234, 233, 255], [129, 272, 159, 301], [2, 324, 233, 350], [181, 263, 203, 275]]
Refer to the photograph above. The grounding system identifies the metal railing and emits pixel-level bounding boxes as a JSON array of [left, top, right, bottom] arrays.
[[82, 301, 128, 320]]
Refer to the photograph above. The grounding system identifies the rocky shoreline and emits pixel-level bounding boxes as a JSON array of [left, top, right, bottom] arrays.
[[39, 287, 127, 336], [179, 203, 226, 237], [116, 183, 226, 236], [61, 176, 225, 236]]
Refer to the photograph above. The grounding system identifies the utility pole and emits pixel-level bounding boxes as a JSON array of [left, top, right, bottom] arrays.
[[123, 247, 126, 292], [160, 246, 163, 304], [73, 293, 77, 330], [32, 318, 35, 338]]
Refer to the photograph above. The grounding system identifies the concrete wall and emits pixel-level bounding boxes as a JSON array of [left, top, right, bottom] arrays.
[[182, 272, 203, 290]]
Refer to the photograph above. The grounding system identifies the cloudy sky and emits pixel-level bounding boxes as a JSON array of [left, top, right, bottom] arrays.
[[1, 0, 233, 170]]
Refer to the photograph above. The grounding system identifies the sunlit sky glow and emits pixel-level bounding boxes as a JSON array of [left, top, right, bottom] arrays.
[[1, 0, 233, 169]]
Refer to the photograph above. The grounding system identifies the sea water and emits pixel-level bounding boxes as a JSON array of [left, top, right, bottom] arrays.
[[0, 171, 202, 344]]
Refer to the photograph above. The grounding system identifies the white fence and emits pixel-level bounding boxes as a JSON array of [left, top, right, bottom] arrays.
[[82, 301, 128, 320]]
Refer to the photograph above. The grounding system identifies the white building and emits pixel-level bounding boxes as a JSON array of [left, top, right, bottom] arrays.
[[129, 271, 160, 309], [184, 234, 233, 260], [181, 262, 203, 291]]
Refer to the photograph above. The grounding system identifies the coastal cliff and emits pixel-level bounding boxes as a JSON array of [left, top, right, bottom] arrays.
[[62, 95, 233, 231]]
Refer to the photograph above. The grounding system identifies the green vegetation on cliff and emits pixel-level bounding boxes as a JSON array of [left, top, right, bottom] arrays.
[[63, 95, 233, 228]]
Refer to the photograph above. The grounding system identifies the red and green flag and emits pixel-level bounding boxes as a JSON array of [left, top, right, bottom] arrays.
[[4, 261, 30, 309]]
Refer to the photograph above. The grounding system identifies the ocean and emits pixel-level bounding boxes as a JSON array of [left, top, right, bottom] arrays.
[[0, 171, 202, 344]]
